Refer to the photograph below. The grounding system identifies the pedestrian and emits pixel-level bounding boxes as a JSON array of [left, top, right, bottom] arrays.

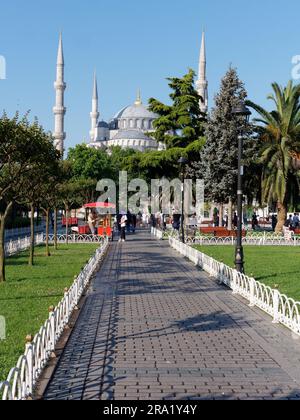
[[286, 214, 293, 229], [142, 212, 148, 228], [127, 210, 132, 233], [132, 214, 137, 233], [271, 214, 278, 232], [172, 214, 181, 231], [119, 213, 128, 242], [162, 213, 167, 231], [293, 213, 299, 230], [252, 213, 258, 231], [88, 210, 98, 235], [150, 214, 156, 228]]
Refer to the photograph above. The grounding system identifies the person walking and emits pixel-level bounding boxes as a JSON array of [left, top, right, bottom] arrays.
[[132, 213, 137, 233], [119, 213, 128, 242], [292, 213, 299, 230], [271, 214, 278, 232], [252, 213, 258, 231], [88, 210, 98, 235]]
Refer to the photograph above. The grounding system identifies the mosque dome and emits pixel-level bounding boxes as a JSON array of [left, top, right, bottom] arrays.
[[114, 91, 158, 131]]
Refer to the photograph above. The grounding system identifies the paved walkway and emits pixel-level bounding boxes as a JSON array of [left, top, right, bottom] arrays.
[[44, 232, 300, 400]]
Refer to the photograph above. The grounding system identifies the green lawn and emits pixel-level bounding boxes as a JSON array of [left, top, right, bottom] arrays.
[[0, 244, 98, 382], [194, 245, 300, 302]]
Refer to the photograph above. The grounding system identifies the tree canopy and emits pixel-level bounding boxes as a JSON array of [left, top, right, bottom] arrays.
[[148, 69, 206, 149]]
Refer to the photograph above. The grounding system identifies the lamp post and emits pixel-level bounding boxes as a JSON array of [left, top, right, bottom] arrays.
[[178, 157, 188, 243], [231, 101, 251, 273]]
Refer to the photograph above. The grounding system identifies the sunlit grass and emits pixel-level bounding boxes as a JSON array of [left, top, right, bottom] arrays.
[[194, 245, 300, 302], [0, 244, 98, 381]]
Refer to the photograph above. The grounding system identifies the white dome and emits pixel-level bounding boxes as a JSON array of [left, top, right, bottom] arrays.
[[119, 103, 157, 119]]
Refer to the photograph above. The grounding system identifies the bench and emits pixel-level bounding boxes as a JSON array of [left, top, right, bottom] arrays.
[[200, 227, 246, 238]]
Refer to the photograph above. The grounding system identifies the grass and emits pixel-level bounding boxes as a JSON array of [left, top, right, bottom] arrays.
[[0, 244, 99, 382], [194, 245, 300, 302]]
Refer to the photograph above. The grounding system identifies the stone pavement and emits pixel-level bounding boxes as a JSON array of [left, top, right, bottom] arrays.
[[44, 231, 300, 400]]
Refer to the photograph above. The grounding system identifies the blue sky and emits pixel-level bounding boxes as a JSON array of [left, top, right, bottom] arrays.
[[0, 0, 299, 151]]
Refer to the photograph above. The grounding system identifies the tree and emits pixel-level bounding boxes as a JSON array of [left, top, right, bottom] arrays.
[[247, 81, 300, 232], [148, 69, 206, 149], [67, 144, 113, 181], [0, 113, 58, 281], [192, 67, 256, 228]]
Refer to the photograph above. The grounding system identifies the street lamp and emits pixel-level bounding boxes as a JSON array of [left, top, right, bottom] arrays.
[[178, 157, 188, 243], [231, 100, 252, 273]]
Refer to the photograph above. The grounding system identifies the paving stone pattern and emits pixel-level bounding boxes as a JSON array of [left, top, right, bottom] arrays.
[[44, 232, 300, 400]]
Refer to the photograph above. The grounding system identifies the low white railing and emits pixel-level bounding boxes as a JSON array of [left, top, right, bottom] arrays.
[[5, 234, 44, 257], [186, 234, 300, 247], [169, 237, 300, 336], [0, 238, 109, 401], [46, 234, 106, 244]]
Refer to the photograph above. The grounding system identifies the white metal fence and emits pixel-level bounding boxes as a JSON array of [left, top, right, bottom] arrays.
[[168, 237, 300, 337], [46, 234, 106, 244], [0, 238, 109, 401], [5, 234, 44, 257], [151, 227, 300, 247], [188, 235, 300, 247]]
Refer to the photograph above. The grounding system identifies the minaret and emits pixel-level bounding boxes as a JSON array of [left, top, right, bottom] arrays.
[[90, 72, 99, 141], [53, 33, 66, 156], [196, 31, 208, 114]]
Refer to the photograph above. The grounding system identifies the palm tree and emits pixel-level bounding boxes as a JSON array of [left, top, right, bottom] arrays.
[[247, 81, 300, 232]]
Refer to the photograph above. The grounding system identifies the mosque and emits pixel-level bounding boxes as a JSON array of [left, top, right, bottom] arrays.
[[52, 32, 208, 155]]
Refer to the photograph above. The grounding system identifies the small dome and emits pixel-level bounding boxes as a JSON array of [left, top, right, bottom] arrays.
[[97, 120, 109, 128], [112, 129, 152, 141]]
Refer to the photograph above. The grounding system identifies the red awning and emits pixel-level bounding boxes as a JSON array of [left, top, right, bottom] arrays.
[[84, 202, 116, 209]]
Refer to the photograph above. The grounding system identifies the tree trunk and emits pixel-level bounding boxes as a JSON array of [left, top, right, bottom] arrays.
[[227, 198, 233, 231], [54, 208, 58, 251], [0, 202, 13, 283], [276, 202, 287, 233], [29, 204, 35, 266], [45, 208, 50, 257]]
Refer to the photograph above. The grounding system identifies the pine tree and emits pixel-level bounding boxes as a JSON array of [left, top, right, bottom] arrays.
[[192, 67, 258, 224], [148, 69, 206, 149]]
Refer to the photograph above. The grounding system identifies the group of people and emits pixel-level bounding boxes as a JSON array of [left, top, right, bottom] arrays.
[[286, 213, 300, 231], [115, 211, 137, 242]]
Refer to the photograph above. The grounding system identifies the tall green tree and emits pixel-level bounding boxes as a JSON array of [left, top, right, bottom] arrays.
[[149, 69, 206, 149], [247, 81, 300, 232], [192, 67, 256, 227]]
